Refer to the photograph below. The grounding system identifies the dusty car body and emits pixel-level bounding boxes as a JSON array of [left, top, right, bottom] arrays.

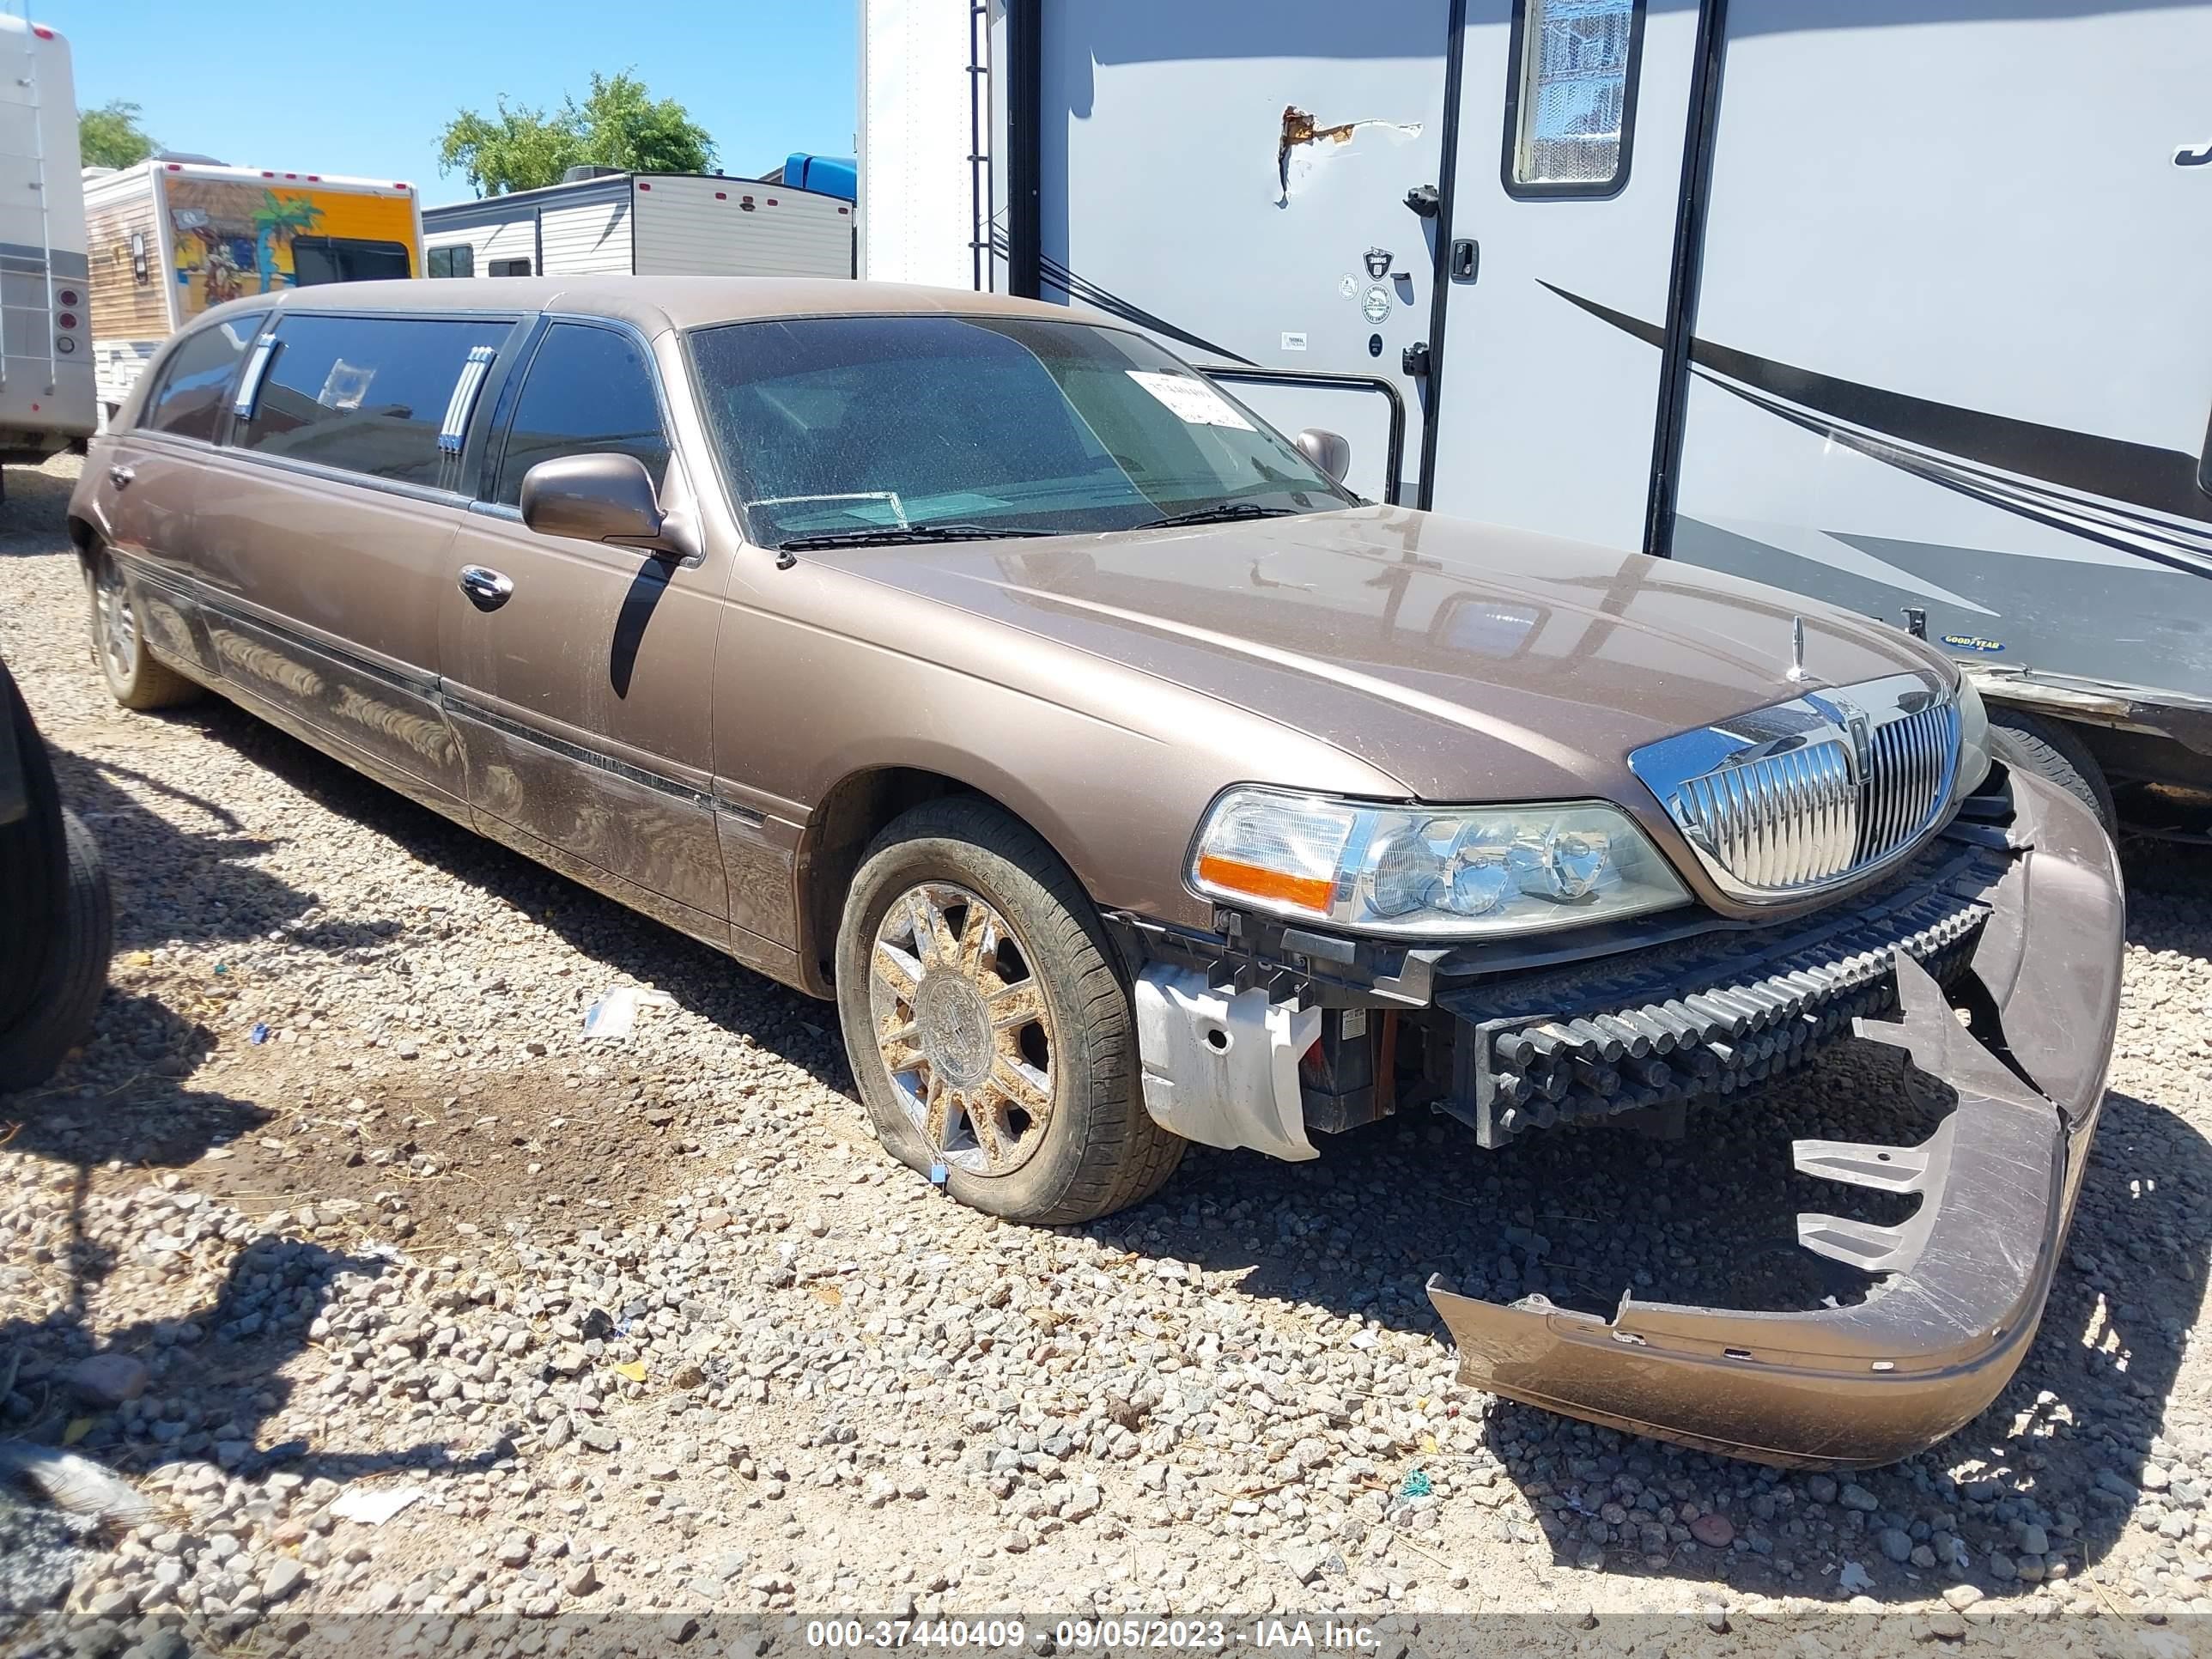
[[64, 276, 2124, 1467]]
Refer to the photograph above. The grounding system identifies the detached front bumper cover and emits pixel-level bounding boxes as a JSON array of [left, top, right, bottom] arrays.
[[1427, 761, 2124, 1468]]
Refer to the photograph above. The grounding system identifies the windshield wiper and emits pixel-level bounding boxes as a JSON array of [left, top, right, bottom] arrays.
[[775, 523, 1054, 551], [1133, 502, 1301, 530]]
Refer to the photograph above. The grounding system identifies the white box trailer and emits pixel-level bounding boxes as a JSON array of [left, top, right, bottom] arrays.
[[422, 170, 854, 283], [860, 0, 2212, 804], [0, 10, 93, 468]]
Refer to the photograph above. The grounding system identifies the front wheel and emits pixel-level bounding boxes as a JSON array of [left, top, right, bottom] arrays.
[[834, 797, 1183, 1224]]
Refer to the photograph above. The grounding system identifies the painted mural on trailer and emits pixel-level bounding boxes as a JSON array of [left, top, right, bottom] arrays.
[[167, 179, 417, 319]]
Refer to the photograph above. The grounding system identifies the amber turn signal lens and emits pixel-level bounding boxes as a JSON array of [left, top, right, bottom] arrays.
[[1194, 854, 1334, 915]]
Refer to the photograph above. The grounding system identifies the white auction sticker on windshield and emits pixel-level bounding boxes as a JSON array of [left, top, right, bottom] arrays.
[[1126, 370, 1255, 430]]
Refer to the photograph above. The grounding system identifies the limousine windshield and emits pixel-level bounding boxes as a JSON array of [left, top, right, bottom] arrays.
[[687, 314, 1358, 548]]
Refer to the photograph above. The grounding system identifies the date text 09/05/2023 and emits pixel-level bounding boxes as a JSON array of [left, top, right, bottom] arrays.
[[802, 1620, 1382, 1650]]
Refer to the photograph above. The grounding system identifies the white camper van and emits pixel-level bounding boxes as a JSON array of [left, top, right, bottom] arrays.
[[859, 0, 2212, 811], [422, 168, 854, 283], [0, 12, 92, 479]]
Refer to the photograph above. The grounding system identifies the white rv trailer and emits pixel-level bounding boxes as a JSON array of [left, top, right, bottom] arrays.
[[422, 169, 854, 283], [859, 0, 2212, 803], [0, 11, 92, 475]]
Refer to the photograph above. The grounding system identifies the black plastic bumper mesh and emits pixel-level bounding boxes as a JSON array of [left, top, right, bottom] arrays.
[[1433, 842, 2005, 1146]]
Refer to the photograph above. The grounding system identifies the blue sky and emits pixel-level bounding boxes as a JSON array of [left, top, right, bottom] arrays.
[[46, 0, 857, 205]]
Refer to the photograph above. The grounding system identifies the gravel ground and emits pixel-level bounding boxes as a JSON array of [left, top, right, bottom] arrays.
[[6, 452, 2212, 1654]]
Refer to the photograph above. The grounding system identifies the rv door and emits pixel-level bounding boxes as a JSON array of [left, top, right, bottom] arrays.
[[1009, 2, 1451, 504], [1425, 0, 1707, 546]]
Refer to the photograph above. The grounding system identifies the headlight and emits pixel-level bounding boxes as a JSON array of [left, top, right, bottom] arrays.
[[1954, 673, 1992, 797], [1188, 787, 1691, 940]]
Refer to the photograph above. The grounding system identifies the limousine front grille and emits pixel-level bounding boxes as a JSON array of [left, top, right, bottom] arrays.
[[1626, 673, 1962, 902]]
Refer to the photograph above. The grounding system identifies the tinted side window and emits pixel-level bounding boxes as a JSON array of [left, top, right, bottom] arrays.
[[240, 313, 512, 487], [142, 312, 266, 441], [493, 324, 671, 505], [428, 246, 475, 279]]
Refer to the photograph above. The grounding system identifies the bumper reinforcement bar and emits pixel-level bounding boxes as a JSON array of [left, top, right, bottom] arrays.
[[1437, 848, 2001, 1147]]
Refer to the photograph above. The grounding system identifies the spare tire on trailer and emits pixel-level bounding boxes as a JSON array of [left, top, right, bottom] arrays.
[[0, 659, 113, 1090]]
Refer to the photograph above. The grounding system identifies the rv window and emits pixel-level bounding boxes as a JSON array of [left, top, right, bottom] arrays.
[[289, 237, 414, 286], [238, 313, 514, 487], [491, 324, 671, 506], [489, 258, 532, 277], [428, 246, 477, 279], [1506, 0, 1644, 196], [142, 313, 268, 442]]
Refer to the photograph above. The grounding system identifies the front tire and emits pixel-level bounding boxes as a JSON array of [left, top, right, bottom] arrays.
[[835, 797, 1183, 1224], [88, 546, 199, 711]]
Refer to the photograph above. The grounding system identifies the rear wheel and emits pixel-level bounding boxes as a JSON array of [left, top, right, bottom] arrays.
[[1991, 708, 2114, 836], [835, 797, 1182, 1224], [88, 546, 198, 711]]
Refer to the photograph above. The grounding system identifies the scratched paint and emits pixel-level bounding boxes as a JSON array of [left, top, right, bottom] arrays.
[[1276, 105, 1425, 206]]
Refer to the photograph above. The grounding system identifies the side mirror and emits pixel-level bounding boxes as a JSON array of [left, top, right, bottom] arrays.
[[1296, 428, 1351, 483], [520, 453, 672, 549]]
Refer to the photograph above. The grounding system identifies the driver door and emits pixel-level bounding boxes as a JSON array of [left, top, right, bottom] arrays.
[[438, 319, 732, 942]]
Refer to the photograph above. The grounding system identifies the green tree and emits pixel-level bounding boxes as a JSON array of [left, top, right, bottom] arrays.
[[80, 100, 157, 170], [568, 73, 717, 177], [435, 72, 717, 197], [435, 97, 580, 197]]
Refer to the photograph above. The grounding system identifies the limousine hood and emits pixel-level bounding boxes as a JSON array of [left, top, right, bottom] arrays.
[[813, 504, 1949, 805]]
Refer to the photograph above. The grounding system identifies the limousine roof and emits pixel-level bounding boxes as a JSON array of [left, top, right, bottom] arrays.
[[204, 276, 1079, 338]]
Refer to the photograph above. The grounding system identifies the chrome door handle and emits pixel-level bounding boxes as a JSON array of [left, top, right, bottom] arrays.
[[458, 565, 514, 611], [107, 465, 133, 489]]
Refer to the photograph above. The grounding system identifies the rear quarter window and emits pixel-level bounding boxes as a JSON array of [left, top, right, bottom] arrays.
[[238, 313, 514, 488], [140, 313, 267, 441]]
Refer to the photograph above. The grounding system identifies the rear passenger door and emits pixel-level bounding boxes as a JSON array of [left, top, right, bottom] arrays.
[[92, 311, 266, 680], [191, 307, 520, 812], [439, 319, 732, 943]]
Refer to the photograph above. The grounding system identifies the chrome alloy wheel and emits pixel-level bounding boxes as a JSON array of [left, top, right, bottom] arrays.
[[95, 556, 136, 683], [869, 881, 1056, 1176]]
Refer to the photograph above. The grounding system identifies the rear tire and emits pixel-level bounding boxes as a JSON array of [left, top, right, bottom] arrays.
[[87, 546, 199, 711], [835, 796, 1183, 1224], [0, 811, 114, 1090], [1991, 708, 2114, 836], [0, 668, 113, 1090]]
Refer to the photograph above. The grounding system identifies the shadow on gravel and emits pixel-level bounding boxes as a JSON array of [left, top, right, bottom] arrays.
[[3, 1060, 501, 1504], [0, 461, 80, 553], [155, 693, 847, 1087], [39, 744, 357, 955]]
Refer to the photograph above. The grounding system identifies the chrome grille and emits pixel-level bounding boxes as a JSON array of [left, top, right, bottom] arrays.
[[1627, 673, 1961, 902]]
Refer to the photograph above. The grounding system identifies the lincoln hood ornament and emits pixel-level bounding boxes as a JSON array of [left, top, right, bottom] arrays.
[[1787, 615, 1808, 682]]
